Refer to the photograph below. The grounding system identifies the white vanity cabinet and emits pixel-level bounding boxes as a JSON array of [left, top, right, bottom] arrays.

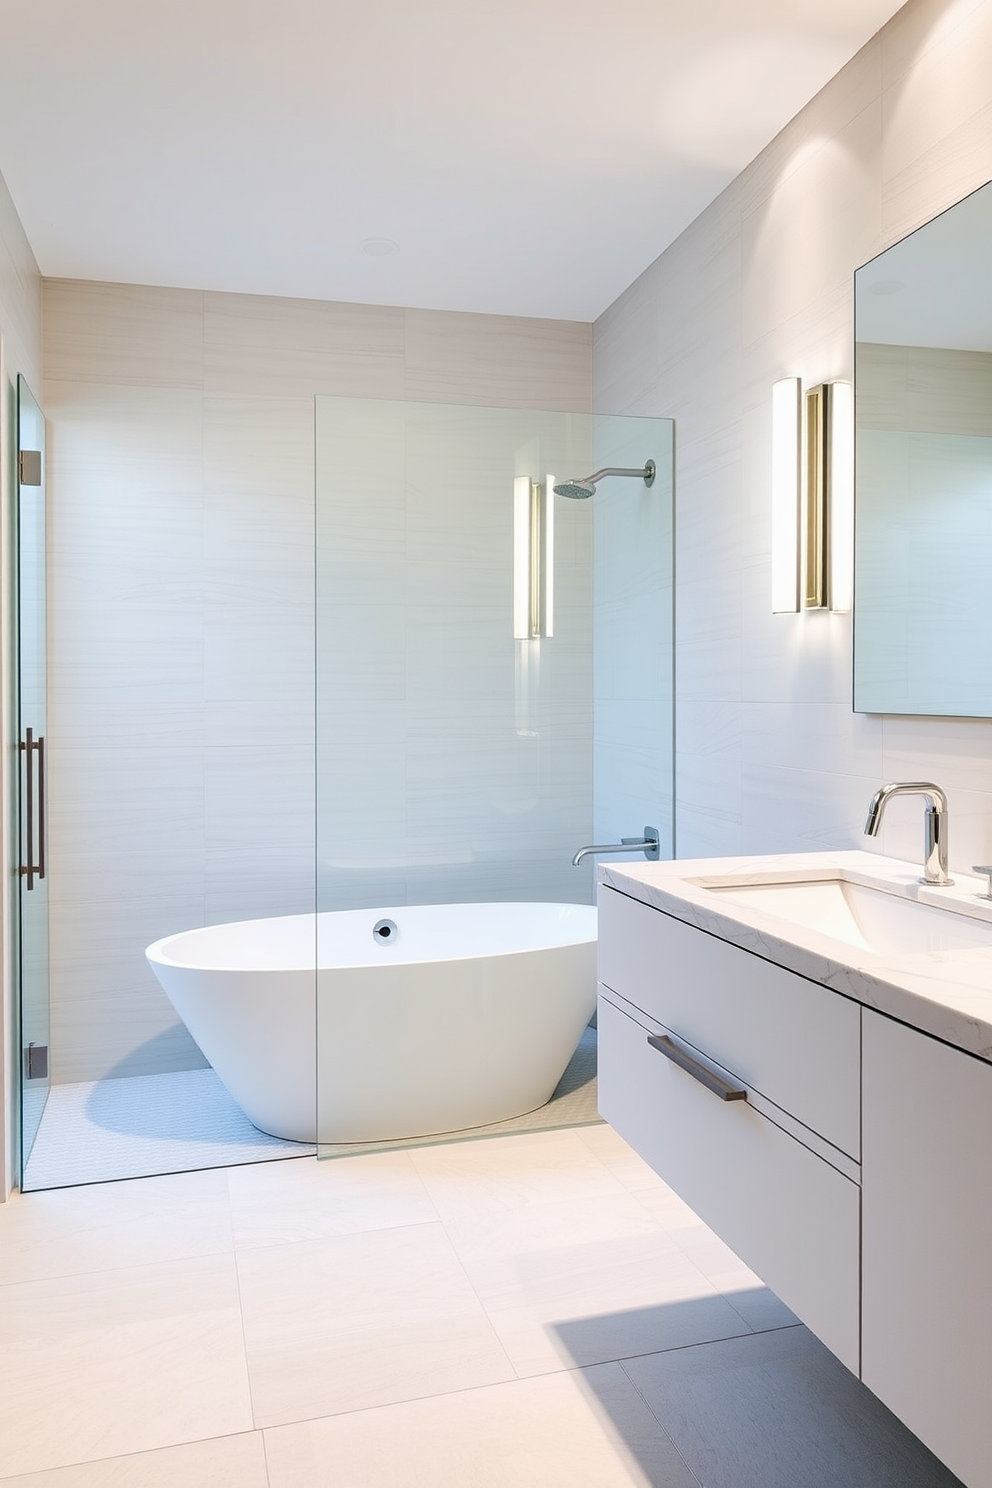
[[862, 1009, 992, 1488], [598, 885, 862, 1371], [597, 852, 992, 1488]]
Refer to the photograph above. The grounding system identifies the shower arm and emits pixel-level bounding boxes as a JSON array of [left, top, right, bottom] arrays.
[[583, 466, 652, 484], [572, 827, 660, 867]]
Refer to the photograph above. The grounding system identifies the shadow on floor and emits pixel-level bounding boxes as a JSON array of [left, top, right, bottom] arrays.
[[552, 1298, 964, 1488]]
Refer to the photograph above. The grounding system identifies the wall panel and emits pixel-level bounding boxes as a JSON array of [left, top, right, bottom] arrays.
[[594, 0, 992, 867]]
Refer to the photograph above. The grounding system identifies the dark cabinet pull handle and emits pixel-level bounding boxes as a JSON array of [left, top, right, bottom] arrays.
[[647, 1033, 748, 1102], [19, 728, 45, 890]]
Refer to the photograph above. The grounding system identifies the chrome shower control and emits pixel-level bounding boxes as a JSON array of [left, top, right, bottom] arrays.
[[972, 866, 992, 900]]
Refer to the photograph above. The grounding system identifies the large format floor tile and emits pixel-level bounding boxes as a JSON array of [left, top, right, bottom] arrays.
[[226, 1150, 437, 1250], [621, 1327, 963, 1488], [263, 1364, 700, 1488], [576, 1122, 677, 1193], [237, 1220, 515, 1425], [0, 1255, 253, 1478], [462, 1220, 755, 1376], [0, 1432, 269, 1487], [410, 1128, 631, 1224], [0, 1168, 233, 1285], [0, 1123, 964, 1487]]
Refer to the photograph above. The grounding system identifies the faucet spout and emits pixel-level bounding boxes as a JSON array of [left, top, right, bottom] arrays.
[[572, 826, 660, 867], [864, 782, 953, 886]]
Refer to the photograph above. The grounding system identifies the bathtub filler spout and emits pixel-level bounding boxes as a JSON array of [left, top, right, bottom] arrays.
[[864, 781, 953, 886], [572, 826, 661, 867]]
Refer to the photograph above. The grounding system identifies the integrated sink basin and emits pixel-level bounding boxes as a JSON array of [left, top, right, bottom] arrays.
[[701, 877, 992, 956]]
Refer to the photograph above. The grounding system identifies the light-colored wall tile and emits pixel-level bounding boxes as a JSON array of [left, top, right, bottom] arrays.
[[43, 281, 594, 1082], [593, 0, 992, 871], [44, 281, 204, 387], [404, 308, 592, 410], [203, 292, 406, 400]]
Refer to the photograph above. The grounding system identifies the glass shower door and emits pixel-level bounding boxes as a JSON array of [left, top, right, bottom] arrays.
[[16, 375, 50, 1173]]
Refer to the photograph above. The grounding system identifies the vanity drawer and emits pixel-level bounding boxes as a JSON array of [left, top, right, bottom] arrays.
[[598, 886, 860, 1158], [598, 993, 861, 1374]]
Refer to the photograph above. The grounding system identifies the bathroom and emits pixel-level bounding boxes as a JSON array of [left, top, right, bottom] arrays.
[[2, 0, 992, 1482]]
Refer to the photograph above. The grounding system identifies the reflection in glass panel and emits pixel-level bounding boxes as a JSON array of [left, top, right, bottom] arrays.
[[854, 180, 992, 716], [314, 398, 674, 1156]]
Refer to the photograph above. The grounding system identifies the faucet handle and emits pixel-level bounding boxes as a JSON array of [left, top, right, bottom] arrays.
[[972, 866, 992, 900]]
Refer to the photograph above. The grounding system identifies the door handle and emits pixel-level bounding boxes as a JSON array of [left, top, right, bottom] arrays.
[[20, 728, 45, 890]]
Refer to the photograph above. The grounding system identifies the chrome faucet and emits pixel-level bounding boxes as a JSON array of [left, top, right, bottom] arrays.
[[572, 826, 660, 867], [864, 782, 953, 886]]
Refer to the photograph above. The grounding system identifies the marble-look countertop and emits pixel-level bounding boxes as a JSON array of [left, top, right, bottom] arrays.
[[599, 850, 992, 1063]]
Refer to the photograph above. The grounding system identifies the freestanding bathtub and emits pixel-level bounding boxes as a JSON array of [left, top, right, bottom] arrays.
[[146, 902, 597, 1144]]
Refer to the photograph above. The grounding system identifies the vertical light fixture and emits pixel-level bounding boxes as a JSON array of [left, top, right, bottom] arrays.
[[513, 475, 533, 639], [512, 475, 554, 638], [543, 474, 554, 638], [771, 377, 801, 612], [828, 381, 853, 612], [773, 378, 853, 614], [803, 382, 830, 609]]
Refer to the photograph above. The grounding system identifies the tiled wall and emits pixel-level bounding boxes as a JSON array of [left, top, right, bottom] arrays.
[[43, 284, 592, 1082], [593, 0, 992, 872], [0, 171, 43, 1193]]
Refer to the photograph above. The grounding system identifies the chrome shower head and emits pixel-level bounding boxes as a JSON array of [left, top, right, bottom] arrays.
[[553, 460, 655, 500], [553, 478, 597, 499]]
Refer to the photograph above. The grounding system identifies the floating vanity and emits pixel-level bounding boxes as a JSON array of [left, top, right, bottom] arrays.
[[597, 850, 992, 1488]]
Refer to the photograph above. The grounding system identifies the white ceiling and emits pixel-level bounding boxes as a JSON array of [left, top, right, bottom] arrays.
[[0, 0, 907, 321]]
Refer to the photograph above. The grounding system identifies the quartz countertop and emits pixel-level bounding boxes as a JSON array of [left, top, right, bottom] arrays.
[[599, 850, 992, 1063]]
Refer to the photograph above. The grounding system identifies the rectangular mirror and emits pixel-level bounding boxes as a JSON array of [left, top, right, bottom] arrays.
[[854, 180, 992, 717]]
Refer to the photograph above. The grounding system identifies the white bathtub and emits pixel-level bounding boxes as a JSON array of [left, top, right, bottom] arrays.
[[146, 902, 597, 1143]]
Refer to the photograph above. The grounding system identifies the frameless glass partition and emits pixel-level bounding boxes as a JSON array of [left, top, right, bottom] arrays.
[[16, 376, 50, 1174], [315, 398, 673, 1156]]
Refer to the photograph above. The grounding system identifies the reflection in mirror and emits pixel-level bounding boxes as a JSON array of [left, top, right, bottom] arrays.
[[854, 180, 992, 717]]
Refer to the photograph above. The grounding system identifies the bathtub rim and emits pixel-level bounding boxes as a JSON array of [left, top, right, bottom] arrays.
[[146, 900, 598, 974]]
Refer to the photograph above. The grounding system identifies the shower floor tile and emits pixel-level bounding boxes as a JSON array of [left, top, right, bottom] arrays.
[[21, 1069, 314, 1191]]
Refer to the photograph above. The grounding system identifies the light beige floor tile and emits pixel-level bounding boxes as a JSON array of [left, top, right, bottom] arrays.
[[633, 1194, 799, 1333], [237, 1221, 515, 1426], [410, 1129, 628, 1224], [0, 1431, 268, 1487], [227, 1151, 437, 1250], [439, 1188, 671, 1267], [464, 1227, 754, 1376], [264, 1362, 697, 1488], [576, 1124, 677, 1192], [624, 1327, 962, 1487], [0, 1169, 233, 1284], [630, 1184, 709, 1232], [0, 1255, 253, 1477]]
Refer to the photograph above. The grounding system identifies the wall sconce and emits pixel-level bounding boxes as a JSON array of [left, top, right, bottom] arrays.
[[513, 475, 554, 638], [771, 378, 801, 613], [772, 378, 852, 613]]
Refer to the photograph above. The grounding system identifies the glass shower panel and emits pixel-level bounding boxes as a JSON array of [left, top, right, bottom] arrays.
[[592, 415, 675, 859], [314, 397, 673, 1155], [16, 375, 50, 1172], [315, 398, 597, 912]]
